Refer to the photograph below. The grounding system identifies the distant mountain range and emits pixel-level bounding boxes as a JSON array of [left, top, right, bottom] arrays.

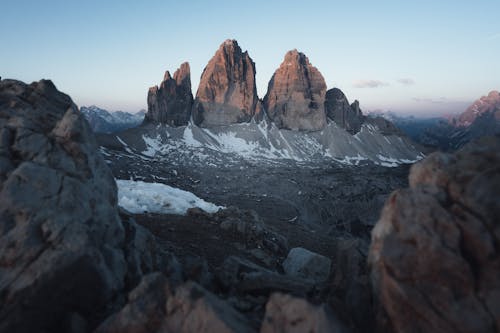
[[81, 105, 145, 133], [368, 91, 500, 151]]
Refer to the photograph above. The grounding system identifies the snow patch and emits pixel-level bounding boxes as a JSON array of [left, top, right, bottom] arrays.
[[116, 179, 222, 215]]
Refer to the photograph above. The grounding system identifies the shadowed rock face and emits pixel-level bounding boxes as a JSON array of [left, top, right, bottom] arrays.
[[145, 62, 193, 126], [0, 79, 168, 332], [264, 50, 327, 131], [325, 88, 364, 134], [193, 40, 259, 127], [369, 135, 500, 333]]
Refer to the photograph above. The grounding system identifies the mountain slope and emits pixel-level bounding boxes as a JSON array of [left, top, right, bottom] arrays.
[[99, 119, 423, 168], [81, 105, 145, 133]]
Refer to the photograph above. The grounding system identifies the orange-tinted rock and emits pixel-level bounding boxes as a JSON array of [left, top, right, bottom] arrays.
[[193, 40, 259, 127], [264, 50, 327, 131], [369, 136, 500, 333]]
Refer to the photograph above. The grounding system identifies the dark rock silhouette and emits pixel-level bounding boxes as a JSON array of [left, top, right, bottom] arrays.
[[369, 135, 500, 332], [264, 49, 327, 131], [325, 88, 364, 133], [193, 40, 259, 127], [145, 62, 193, 126]]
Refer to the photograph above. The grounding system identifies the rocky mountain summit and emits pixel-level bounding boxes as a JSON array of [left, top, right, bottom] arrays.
[[193, 39, 260, 127], [145, 62, 193, 126], [263, 49, 327, 131], [374, 90, 500, 151], [450, 90, 500, 127], [325, 88, 364, 134], [369, 135, 500, 332], [145, 39, 401, 139]]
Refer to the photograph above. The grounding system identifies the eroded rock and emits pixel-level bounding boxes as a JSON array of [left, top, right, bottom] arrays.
[[145, 62, 193, 125], [325, 88, 364, 134], [260, 293, 347, 333], [263, 50, 327, 131], [282, 247, 332, 283], [97, 274, 256, 333], [369, 135, 500, 332], [193, 40, 259, 127], [0, 79, 166, 332]]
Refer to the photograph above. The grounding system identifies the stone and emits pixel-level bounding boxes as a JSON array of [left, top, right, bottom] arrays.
[[214, 207, 288, 255], [369, 135, 500, 333], [121, 211, 183, 288], [260, 293, 348, 333], [95, 272, 172, 333], [97, 275, 256, 333], [145, 62, 193, 126], [193, 39, 259, 127], [324, 88, 364, 134], [219, 256, 314, 295], [263, 50, 327, 131], [282, 247, 332, 283]]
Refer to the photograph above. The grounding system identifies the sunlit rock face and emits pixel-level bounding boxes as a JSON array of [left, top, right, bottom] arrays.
[[264, 50, 327, 131], [193, 40, 260, 127]]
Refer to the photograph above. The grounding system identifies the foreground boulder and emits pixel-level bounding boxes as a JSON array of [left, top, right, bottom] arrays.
[[193, 39, 260, 127], [369, 135, 500, 332], [324, 88, 364, 134], [260, 293, 347, 333], [263, 49, 327, 131], [97, 273, 256, 333], [0, 79, 165, 332], [145, 62, 193, 125], [282, 247, 331, 283]]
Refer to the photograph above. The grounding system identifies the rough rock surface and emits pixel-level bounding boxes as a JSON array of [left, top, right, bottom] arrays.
[[282, 247, 332, 283], [369, 135, 500, 333], [145, 62, 193, 126], [0, 79, 166, 332], [325, 88, 364, 133], [260, 293, 347, 333], [263, 50, 327, 131], [97, 273, 256, 333], [193, 40, 259, 127], [365, 116, 401, 135], [451, 90, 500, 127]]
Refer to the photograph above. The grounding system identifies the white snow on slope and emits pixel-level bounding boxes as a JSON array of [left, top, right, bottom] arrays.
[[116, 179, 222, 215]]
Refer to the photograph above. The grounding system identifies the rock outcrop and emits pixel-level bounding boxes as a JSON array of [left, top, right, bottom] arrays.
[[193, 40, 259, 127], [263, 50, 327, 131], [282, 247, 332, 283], [0, 79, 166, 332], [96, 273, 255, 333], [369, 135, 500, 332], [324, 88, 364, 133], [145, 62, 193, 126], [261, 293, 347, 333]]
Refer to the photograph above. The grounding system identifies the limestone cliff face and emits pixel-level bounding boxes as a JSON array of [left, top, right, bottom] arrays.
[[145, 62, 193, 126], [193, 40, 259, 127], [263, 50, 327, 131]]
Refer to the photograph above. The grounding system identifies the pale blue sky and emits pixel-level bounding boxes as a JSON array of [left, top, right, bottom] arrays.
[[1, 0, 499, 116]]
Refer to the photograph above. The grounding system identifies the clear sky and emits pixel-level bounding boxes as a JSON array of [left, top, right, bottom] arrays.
[[1, 0, 499, 116]]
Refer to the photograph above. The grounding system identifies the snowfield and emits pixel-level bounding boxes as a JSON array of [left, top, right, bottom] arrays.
[[116, 179, 222, 215]]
